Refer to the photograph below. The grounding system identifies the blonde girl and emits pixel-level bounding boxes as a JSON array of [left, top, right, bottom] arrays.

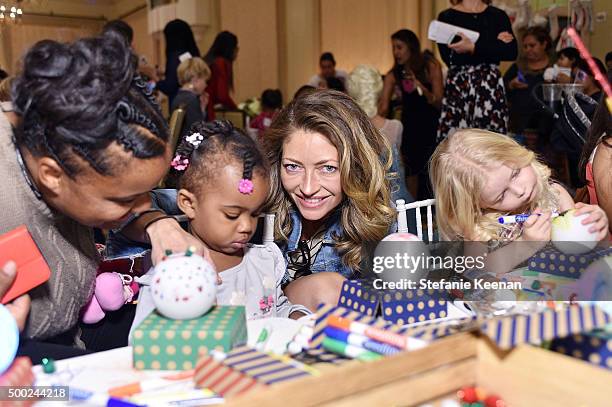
[[430, 129, 608, 274]]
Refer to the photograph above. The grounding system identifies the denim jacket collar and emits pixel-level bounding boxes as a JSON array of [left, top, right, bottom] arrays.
[[287, 208, 343, 250]]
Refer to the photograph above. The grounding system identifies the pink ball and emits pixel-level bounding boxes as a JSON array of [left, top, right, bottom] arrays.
[[382, 232, 422, 242], [95, 273, 126, 310]]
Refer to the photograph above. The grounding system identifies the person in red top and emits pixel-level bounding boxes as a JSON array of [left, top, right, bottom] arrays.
[[250, 89, 283, 140], [204, 31, 239, 120]]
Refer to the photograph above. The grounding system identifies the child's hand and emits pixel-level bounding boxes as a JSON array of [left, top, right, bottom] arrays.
[[148, 218, 222, 284], [0, 261, 31, 332], [574, 202, 610, 241], [521, 208, 552, 246]]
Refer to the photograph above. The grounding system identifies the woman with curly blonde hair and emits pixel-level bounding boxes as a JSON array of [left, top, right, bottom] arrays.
[[430, 129, 608, 274], [264, 89, 395, 310]]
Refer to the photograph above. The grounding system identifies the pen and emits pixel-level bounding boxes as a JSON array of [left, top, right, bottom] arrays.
[[324, 326, 402, 356], [498, 212, 559, 224], [70, 387, 144, 407], [322, 337, 382, 361], [108, 370, 194, 397]]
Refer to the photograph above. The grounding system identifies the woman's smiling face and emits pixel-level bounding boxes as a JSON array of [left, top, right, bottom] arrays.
[[280, 130, 343, 221]]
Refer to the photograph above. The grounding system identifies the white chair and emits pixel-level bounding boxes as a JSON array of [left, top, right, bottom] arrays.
[[396, 199, 436, 243]]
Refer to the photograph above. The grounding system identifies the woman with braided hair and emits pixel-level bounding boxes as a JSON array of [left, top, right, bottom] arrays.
[[165, 120, 309, 319], [0, 33, 210, 349]]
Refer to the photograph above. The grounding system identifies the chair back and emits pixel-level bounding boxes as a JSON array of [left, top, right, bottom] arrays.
[[399, 199, 436, 243]]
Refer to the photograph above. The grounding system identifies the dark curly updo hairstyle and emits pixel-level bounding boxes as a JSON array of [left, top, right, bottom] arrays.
[[174, 120, 268, 194], [11, 32, 169, 178]]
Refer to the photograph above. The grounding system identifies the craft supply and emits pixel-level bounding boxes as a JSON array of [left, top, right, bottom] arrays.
[[327, 315, 421, 350], [150, 253, 217, 319], [70, 387, 143, 407], [497, 212, 559, 224], [551, 209, 599, 254], [41, 357, 55, 374], [129, 388, 221, 406], [0, 225, 51, 304], [255, 325, 272, 351], [324, 326, 401, 356], [322, 337, 382, 361], [108, 371, 194, 397]]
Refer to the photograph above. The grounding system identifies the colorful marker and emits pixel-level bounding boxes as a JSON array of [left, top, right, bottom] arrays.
[[324, 326, 401, 356], [70, 387, 143, 407], [322, 337, 382, 361], [497, 212, 559, 224], [108, 370, 194, 397], [326, 315, 424, 350]]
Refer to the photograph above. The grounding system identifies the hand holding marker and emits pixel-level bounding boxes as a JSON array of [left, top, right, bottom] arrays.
[[498, 212, 559, 224]]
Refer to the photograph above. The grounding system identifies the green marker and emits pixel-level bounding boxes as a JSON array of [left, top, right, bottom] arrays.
[[255, 325, 272, 351], [322, 337, 382, 362]]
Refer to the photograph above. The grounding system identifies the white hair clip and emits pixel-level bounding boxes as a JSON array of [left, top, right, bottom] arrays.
[[186, 132, 204, 147]]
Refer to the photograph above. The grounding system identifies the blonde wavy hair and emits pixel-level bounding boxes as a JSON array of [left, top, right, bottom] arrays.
[[346, 64, 383, 118], [177, 57, 210, 86], [263, 89, 395, 271], [430, 129, 559, 241]]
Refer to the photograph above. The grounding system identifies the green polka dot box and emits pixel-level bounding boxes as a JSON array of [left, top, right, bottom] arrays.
[[528, 246, 612, 279], [551, 324, 612, 370], [132, 305, 247, 370], [337, 280, 447, 325]]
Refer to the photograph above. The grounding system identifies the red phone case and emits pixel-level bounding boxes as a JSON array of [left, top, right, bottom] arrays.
[[0, 225, 51, 304]]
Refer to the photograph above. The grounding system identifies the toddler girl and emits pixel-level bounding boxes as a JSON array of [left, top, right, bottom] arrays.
[[172, 120, 309, 319], [430, 129, 608, 275]]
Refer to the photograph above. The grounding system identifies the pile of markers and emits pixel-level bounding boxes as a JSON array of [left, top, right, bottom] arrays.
[[321, 315, 426, 361]]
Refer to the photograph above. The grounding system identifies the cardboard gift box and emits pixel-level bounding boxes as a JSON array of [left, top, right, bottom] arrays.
[[194, 346, 314, 397], [551, 323, 612, 370], [221, 304, 611, 407], [338, 279, 447, 325], [528, 245, 612, 279], [132, 306, 247, 370]]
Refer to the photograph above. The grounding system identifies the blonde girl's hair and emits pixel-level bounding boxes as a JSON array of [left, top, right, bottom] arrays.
[[177, 57, 211, 86], [263, 89, 395, 271], [346, 64, 383, 118], [429, 129, 558, 241]]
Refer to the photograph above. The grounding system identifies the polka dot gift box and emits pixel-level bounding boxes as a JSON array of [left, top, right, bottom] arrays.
[[337, 280, 447, 325], [132, 306, 247, 370], [551, 324, 612, 370], [528, 245, 612, 279]]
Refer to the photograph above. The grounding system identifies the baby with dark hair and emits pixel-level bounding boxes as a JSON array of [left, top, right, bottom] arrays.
[[166, 120, 309, 319]]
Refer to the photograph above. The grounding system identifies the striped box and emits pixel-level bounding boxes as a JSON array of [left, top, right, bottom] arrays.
[[194, 346, 314, 396], [313, 303, 611, 351]]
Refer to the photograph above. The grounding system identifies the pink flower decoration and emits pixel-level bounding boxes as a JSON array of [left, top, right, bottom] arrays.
[[171, 154, 189, 171], [238, 178, 254, 194]]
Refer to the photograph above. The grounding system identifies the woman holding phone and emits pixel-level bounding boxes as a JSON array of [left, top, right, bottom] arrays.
[[379, 29, 443, 200], [436, 0, 517, 142]]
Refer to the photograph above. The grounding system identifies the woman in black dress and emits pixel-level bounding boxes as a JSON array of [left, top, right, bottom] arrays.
[[437, 0, 517, 142], [379, 29, 443, 200]]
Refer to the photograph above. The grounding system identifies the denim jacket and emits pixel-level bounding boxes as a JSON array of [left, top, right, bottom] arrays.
[[279, 209, 355, 285]]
